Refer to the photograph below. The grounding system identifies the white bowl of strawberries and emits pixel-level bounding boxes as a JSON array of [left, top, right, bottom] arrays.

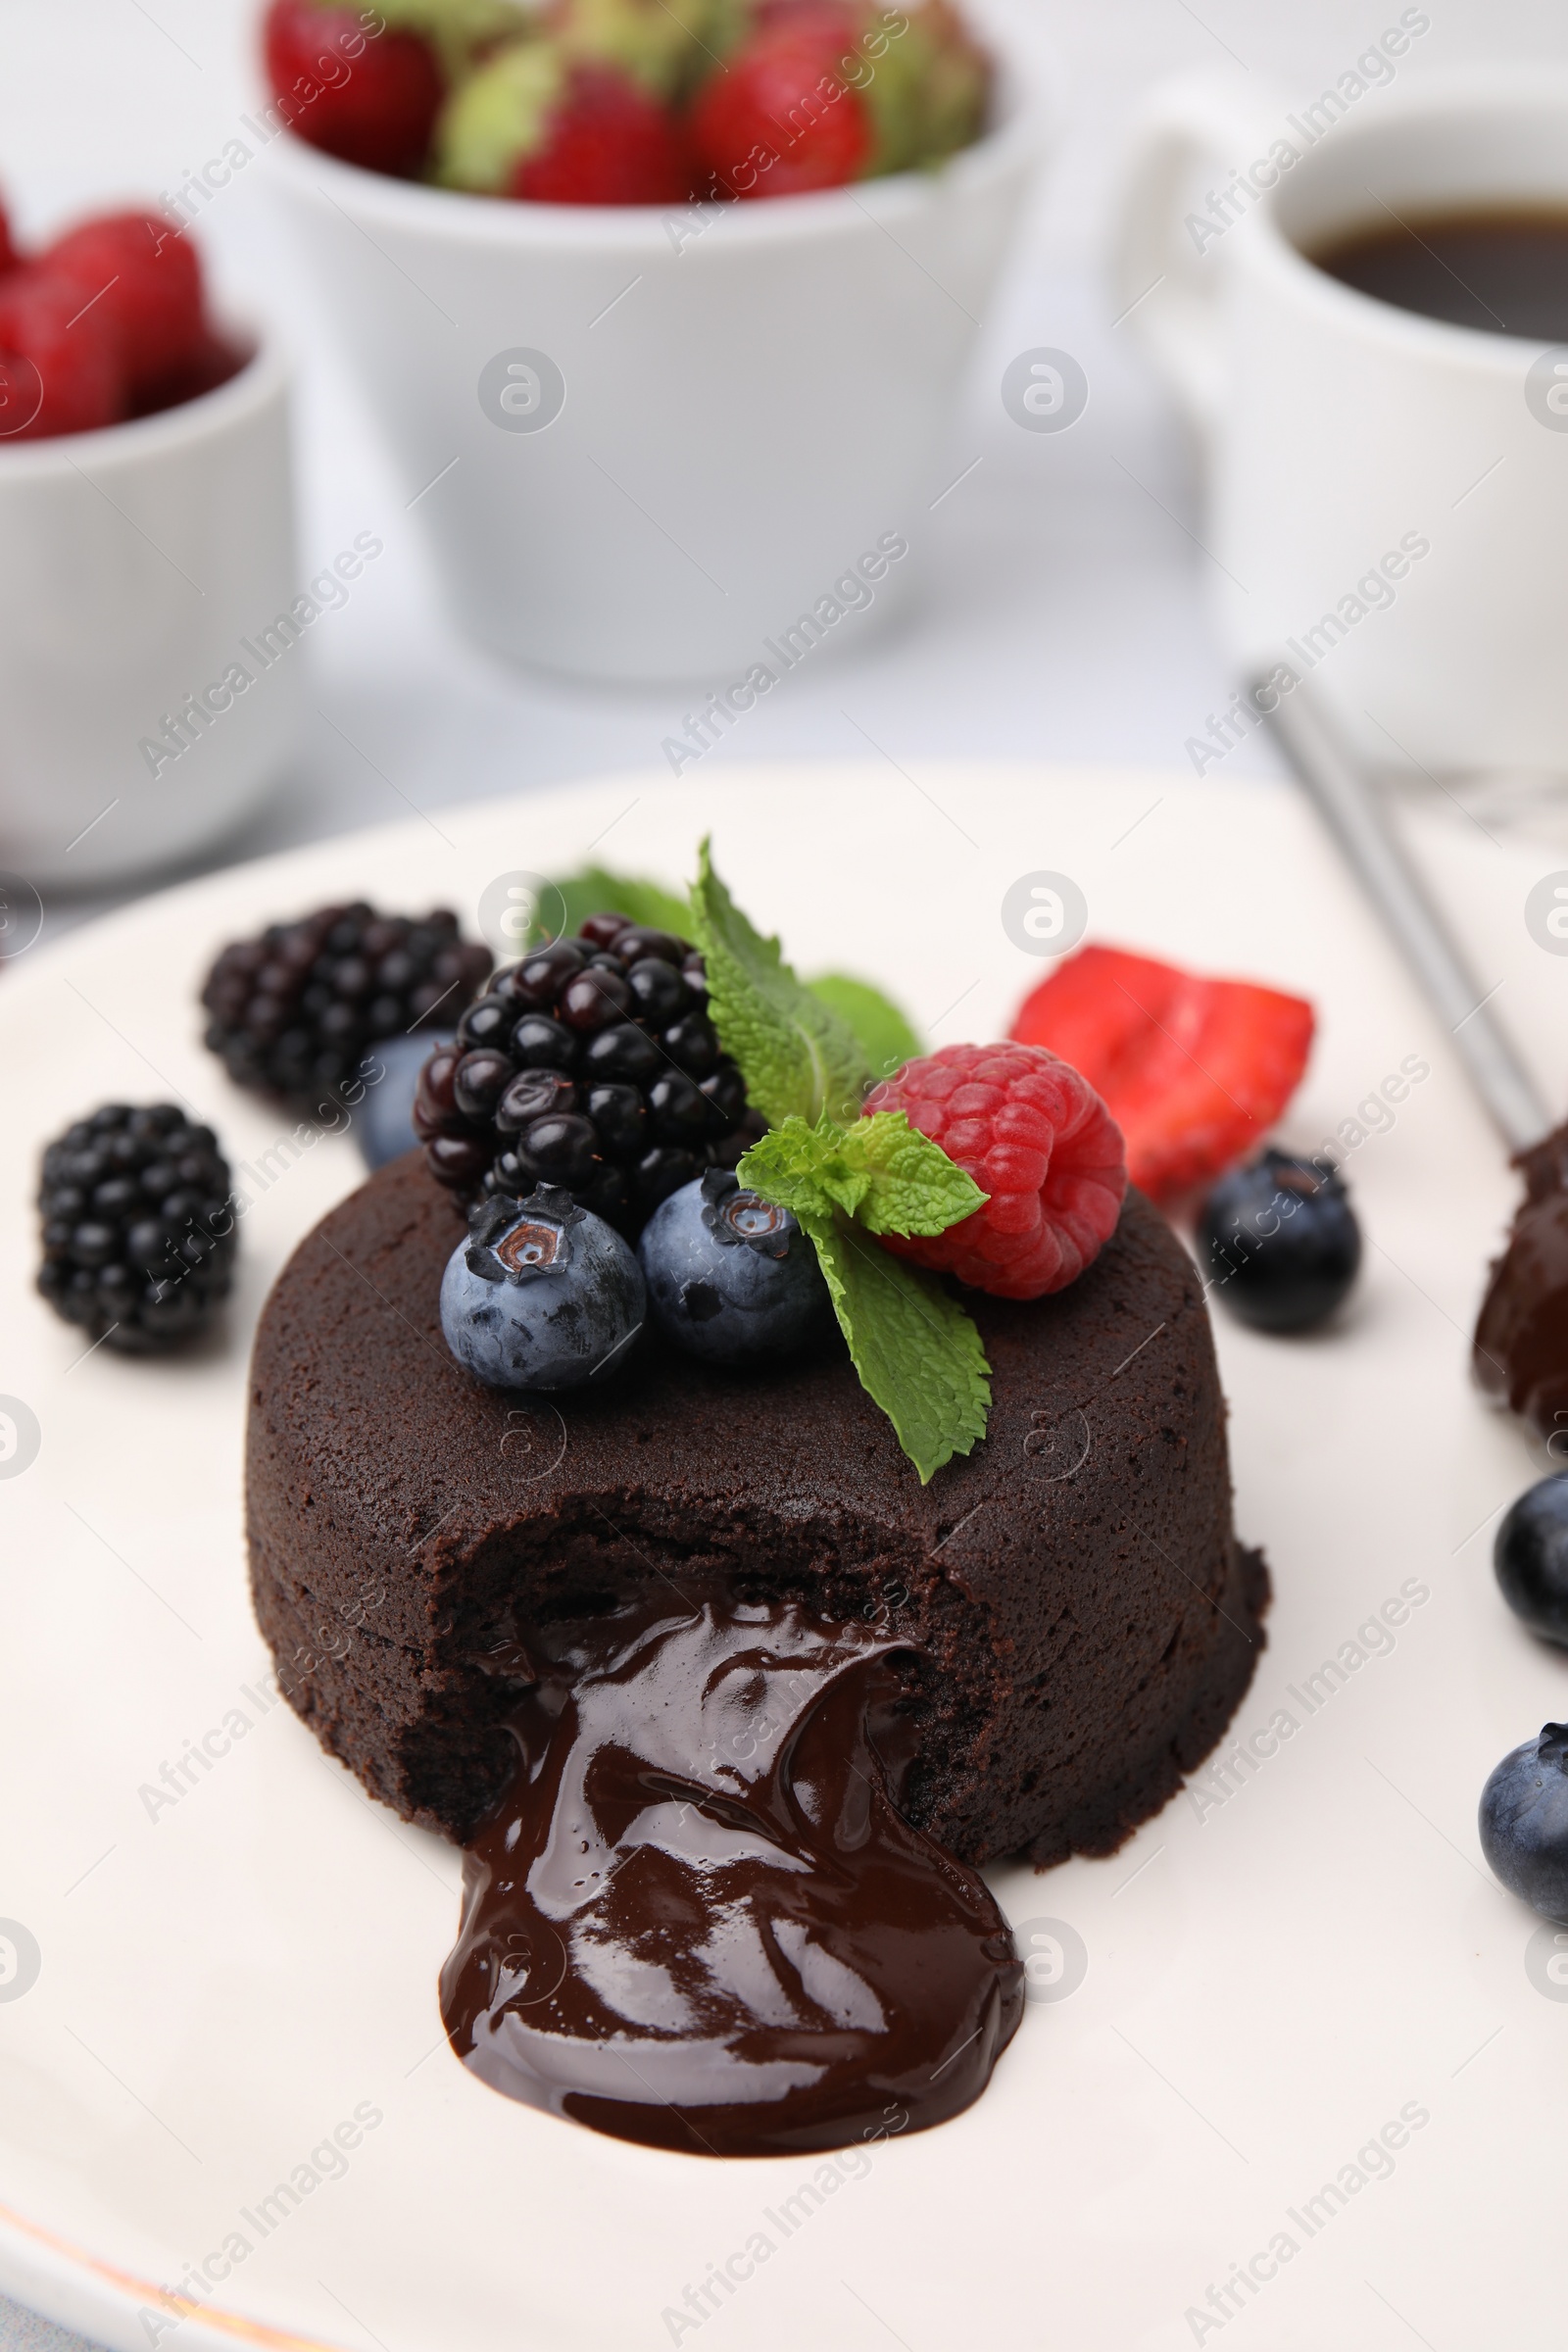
[[262, 0, 1042, 683], [0, 201, 300, 891]]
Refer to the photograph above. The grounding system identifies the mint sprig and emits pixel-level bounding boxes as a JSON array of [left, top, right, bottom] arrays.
[[803, 972, 923, 1083], [737, 1116, 991, 1482], [527, 872, 920, 1079], [690, 841, 992, 1483], [738, 1111, 984, 1238], [688, 840, 869, 1129], [802, 1217, 991, 1485]]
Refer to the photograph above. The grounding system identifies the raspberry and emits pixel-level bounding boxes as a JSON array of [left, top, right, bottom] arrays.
[[689, 11, 870, 196], [864, 1043, 1127, 1300], [263, 0, 448, 178], [201, 903, 493, 1107], [37, 1103, 238, 1352], [414, 912, 761, 1235], [42, 213, 205, 405], [0, 270, 121, 440]]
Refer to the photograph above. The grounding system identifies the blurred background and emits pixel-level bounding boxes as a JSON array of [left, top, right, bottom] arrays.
[[3, 0, 1566, 953]]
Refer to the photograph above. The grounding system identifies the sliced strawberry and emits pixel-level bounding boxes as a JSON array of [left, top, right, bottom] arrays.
[[509, 64, 692, 203], [263, 0, 447, 178], [689, 11, 871, 196], [0, 270, 122, 440], [42, 213, 204, 403], [1008, 945, 1315, 1205]]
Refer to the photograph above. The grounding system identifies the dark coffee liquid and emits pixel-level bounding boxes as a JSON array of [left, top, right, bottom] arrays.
[[1311, 209, 1568, 340], [440, 1595, 1023, 2157]]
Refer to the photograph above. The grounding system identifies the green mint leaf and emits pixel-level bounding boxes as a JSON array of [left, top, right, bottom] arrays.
[[533, 866, 692, 949], [735, 1116, 865, 1224], [688, 840, 869, 1127], [834, 1112, 988, 1237], [800, 1212, 991, 1484], [805, 973, 923, 1084], [740, 1111, 985, 1239]]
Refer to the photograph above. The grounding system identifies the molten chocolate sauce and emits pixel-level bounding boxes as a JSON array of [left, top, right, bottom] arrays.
[[440, 1597, 1023, 2156], [1475, 1120, 1568, 1442]]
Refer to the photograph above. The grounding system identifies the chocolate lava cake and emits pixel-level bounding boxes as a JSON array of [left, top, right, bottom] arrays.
[[246, 1151, 1267, 1867]]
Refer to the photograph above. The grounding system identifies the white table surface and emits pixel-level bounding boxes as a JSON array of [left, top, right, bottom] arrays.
[[4, 0, 1568, 2340]]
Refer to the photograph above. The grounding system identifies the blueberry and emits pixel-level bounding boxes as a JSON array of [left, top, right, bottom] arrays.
[[638, 1172, 830, 1364], [1480, 1723, 1568, 1917], [356, 1033, 455, 1172], [440, 1186, 645, 1392], [1494, 1474, 1568, 1642], [1199, 1150, 1361, 1333]]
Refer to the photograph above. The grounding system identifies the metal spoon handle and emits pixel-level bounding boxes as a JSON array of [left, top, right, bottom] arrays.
[[1257, 676, 1551, 1156]]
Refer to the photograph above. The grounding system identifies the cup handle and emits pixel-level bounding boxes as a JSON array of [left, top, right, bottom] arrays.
[[1111, 75, 1271, 438]]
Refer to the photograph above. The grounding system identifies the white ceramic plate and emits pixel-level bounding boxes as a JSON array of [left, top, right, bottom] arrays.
[[2, 765, 1563, 2352]]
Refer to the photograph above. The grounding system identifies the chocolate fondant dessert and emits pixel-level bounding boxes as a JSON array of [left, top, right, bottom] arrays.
[[242, 863, 1274, 2153], [1474, 1118, 1568, 1441], [248, 1152, 1266, 1871]]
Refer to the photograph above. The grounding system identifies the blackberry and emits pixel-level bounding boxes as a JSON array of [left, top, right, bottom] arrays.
[[414, 913, 763, 1235], [37, 1103, 238, 1352], [200, 902, 493, 1107]]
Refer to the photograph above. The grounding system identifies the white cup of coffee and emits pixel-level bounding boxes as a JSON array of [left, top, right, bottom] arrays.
[[1114, 62, 1568, 781]]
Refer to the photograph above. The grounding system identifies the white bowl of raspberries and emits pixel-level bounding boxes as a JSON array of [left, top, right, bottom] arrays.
[[0, 201, 300, 889], [261, 0, 1043, 682]]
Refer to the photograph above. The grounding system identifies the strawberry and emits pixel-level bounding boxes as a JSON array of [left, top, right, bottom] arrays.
[[436, 40, 691, 203], [0, 270, 122, 440], [42, 213, 204, 404], [687, 0, 989, 197], [549, 0, 746, 103], [513, 64, 692, 200], [861, 0, 989, 173], [263, 0, 449, 177], [1008, 945, 1315, 1206], [130, 327, 246, 418], [689, 7, 870, 195]]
